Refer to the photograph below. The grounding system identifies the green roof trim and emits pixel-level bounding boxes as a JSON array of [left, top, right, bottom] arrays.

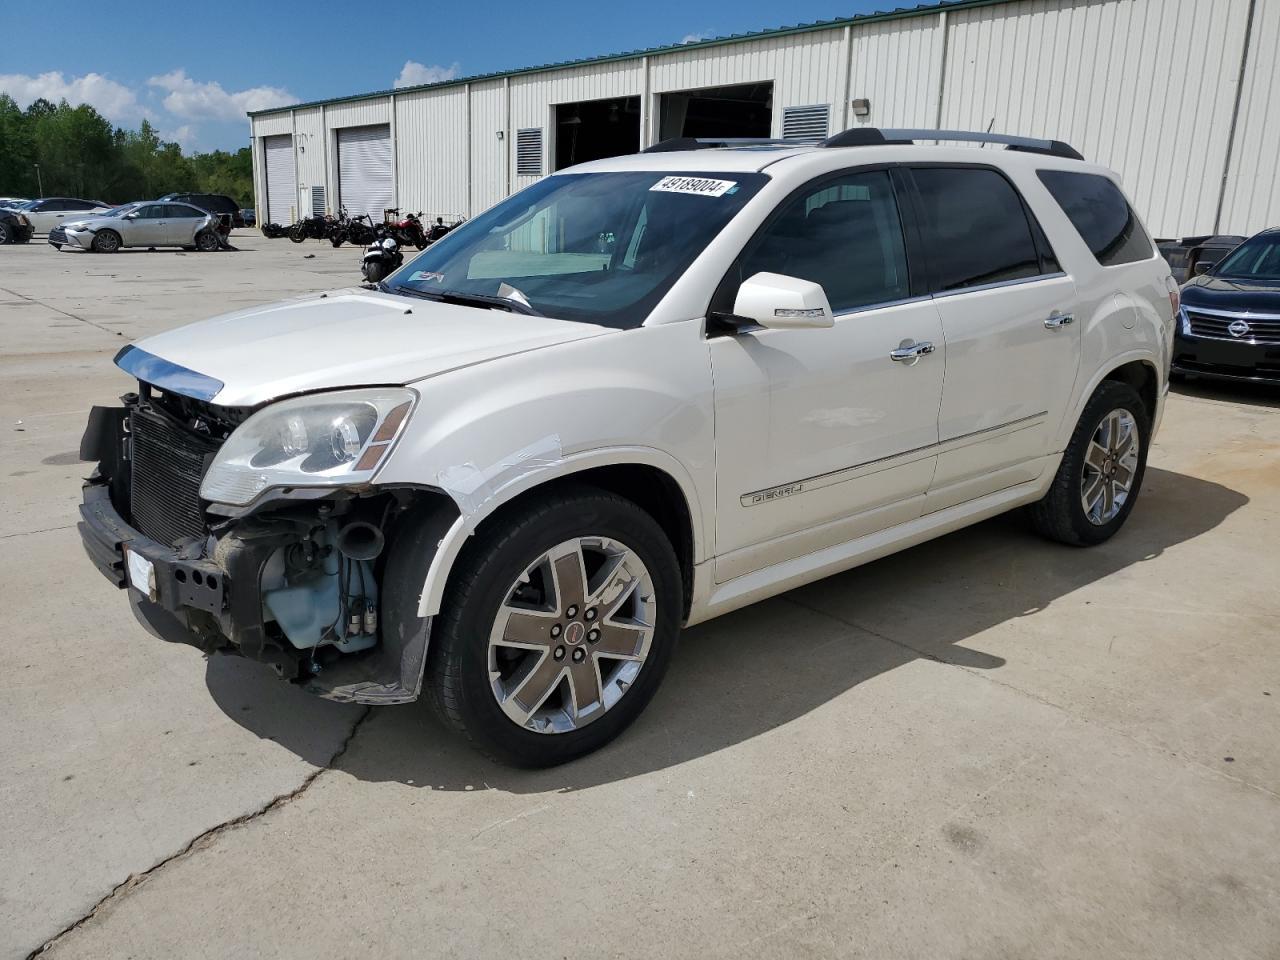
[[248, 0, 1013, 117]]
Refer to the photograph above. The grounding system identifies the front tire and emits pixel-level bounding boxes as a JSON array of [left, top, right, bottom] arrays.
[[0, 223, 10, 244], [288, 224, 306, 243], [422, 485, 683, 767], [1029, 380, 1150, 546], [91, 230, 121, 253]]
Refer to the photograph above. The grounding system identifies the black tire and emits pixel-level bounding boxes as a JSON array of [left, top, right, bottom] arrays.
[[420, 484, 683, 767], [1029, 380, 1150, 546], [0, 222, 10, 244], [195, 230, 220, 252], [362, 260, 388, 283], [330, 234, 345, 248], [288, 224, 306, 243], [91, 230, 121, 253]]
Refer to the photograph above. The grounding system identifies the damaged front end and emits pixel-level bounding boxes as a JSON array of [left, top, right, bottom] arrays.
[[78, 384, 455, 704]]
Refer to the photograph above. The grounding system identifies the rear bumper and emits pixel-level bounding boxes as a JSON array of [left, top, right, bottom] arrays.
[[1172, 332, 1280, 384]]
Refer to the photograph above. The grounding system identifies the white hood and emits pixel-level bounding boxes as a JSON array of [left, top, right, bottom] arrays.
[[125, 289, 610, 406]]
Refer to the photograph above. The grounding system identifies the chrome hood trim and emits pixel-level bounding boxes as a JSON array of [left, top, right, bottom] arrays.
[[114, 344, 225, 402]]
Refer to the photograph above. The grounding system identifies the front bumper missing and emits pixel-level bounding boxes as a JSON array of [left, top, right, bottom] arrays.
[[77, 401, 455, 705]]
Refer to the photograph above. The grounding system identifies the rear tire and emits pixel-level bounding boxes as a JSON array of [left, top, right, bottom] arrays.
[[195, 230, 220, 252], [91, 230, 121, 253], [1029, 380, 1150, 546], [421, 485, 683, 767]]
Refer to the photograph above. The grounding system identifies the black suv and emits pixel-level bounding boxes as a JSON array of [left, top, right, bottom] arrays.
[[1175, 227, 1280, 384], [159, 193, 244, 227]]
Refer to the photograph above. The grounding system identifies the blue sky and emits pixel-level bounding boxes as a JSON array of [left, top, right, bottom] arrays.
[[0, 0, 889, 153]]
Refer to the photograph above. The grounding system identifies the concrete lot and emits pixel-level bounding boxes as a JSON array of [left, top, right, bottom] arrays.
[[2, 234, 1278, 959]]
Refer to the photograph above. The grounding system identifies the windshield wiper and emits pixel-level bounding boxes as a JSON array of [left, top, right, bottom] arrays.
[[386, 285, 543, 316]]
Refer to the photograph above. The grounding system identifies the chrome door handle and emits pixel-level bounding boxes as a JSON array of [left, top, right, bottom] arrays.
[[1044, 312, 1074, 329], [889, 339, 935, 364]]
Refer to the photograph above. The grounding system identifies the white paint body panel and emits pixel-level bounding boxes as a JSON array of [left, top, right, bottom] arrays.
[[132, 143, 1173, 630]]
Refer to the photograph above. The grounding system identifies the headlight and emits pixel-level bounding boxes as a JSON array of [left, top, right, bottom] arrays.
[[200, 388, 416, 505], [1178, 306, 1191, 335], [17, 214, 29, 226]]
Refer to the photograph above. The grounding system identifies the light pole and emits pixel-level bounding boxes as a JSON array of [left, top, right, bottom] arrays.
[[33, 163, 43, 197]]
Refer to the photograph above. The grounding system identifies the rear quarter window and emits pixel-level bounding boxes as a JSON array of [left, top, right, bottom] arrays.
[[1037, 170, 1153, 267]]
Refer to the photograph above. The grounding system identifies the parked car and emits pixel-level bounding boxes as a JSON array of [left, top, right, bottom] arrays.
[[0, 197, 30, 209], [159, 192, 245, 227], [51, 201, 219, 252], [0, 208, 34, 244], [1157, 234, 1248, 284], [240, 208, 256, 227], [1174, 227, 1280, 383], [8, 197, 110, 234], [78, 128, 1175, 767]]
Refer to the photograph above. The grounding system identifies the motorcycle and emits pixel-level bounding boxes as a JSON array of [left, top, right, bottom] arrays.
[[383, 208, 427, 249], [288, 213, 333, 243], [361, 236, 402, 283], [329, 209, 378, 248]]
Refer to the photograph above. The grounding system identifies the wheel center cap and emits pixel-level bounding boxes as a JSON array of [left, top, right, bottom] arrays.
[[563, 621, 586, 646]]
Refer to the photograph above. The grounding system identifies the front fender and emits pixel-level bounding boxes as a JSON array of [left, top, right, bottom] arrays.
[[371, 320, 716, 617]]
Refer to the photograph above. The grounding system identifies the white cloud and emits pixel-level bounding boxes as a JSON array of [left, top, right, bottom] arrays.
[[0, 71, 143, 122], [160, 124, 198, 149], [394, 60, 460, 88], [148, 70, 297, 121]]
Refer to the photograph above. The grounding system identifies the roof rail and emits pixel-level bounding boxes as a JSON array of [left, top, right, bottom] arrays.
[[642, 136, 797, 153], [820, 127, 1084, 161]]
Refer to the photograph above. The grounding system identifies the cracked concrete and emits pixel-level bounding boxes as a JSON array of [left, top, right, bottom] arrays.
[[3, 236, 1279, 958]]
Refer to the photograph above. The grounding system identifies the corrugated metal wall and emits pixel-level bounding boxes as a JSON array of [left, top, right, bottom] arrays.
[[396, 87, 470, 218], [1220, 0, 1279, 235], [650, 29, 847, 137], [252, 0, 1279, 238], [293, 107, 326, 218], [942, 0, 1253, 236]]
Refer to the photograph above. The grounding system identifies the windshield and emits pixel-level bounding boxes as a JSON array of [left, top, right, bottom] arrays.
[[1213, 235, 1280, 281], [385, 170, 767, 328], [98, 203, 142, 218]]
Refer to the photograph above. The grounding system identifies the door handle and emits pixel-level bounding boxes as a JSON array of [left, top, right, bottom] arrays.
[[889, 339, 936, 364], [1044, 312, 1074, 329]]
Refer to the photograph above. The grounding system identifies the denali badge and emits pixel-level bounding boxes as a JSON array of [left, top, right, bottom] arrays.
[[1228, 319, 1251, 338]]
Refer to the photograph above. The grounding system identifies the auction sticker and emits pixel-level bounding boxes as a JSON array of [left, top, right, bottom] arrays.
[[649, 176, 738, 198]]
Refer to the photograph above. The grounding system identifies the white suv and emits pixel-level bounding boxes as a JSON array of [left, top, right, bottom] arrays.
[[79, 129, 1177, 766]]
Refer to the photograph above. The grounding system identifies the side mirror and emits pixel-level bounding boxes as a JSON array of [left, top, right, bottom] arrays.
[[732, 272, 834, 330], [124, 212, 139, 220], [1192, 260, 1216, 277]]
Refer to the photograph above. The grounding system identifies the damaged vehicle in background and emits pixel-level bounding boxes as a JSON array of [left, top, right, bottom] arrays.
[[51, 201, 221, 253], [79, 129, 1174, 767]]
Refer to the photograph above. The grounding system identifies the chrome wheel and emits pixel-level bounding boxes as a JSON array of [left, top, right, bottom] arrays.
[[488, 536, 656, 734], [1081, 408, 1139, 525]]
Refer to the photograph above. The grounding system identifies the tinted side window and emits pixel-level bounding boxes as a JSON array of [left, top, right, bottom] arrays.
[[38, 200, 66, 211], [727, 169, 911, 314], [168, 204, 200, 218], [65, 200, 96, 210], [136, 205, 166, 219], [1037, 170, 1152, 266], [911, 167, 1042, 292]]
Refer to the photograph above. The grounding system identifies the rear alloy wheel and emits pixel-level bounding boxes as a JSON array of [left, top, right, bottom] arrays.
[[423, 486, 682, 766], [195, 230, 220, 252], [1029, 380, 1150, 546], [91, 230, 121, 253]]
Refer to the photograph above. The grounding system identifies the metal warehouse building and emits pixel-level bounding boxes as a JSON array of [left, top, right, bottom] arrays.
[[248, 0, 1279, 239]]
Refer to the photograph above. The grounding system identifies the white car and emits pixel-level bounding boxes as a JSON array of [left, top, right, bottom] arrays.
[[10, 197, 110, 234], [79, 128, 1176, 766]]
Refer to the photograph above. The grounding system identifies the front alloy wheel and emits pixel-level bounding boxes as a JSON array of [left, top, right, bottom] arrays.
[[489, 536, 655, 733], [419, 484, 682, 766]]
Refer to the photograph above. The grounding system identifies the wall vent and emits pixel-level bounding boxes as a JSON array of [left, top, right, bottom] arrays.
[[311, 185, 326, 215], [516, 128, 543, 176], [782, 104, 831, 142]]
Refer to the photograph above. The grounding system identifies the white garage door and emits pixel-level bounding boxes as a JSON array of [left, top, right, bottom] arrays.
[[338, 125, 393, 221], [263, 135, 296, 225]]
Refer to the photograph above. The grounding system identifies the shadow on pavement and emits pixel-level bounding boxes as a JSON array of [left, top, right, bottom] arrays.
[[206, 466, 1247, 792]]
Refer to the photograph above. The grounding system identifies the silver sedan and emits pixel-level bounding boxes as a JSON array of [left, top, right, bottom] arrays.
[[51, 202, 220, 253]]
